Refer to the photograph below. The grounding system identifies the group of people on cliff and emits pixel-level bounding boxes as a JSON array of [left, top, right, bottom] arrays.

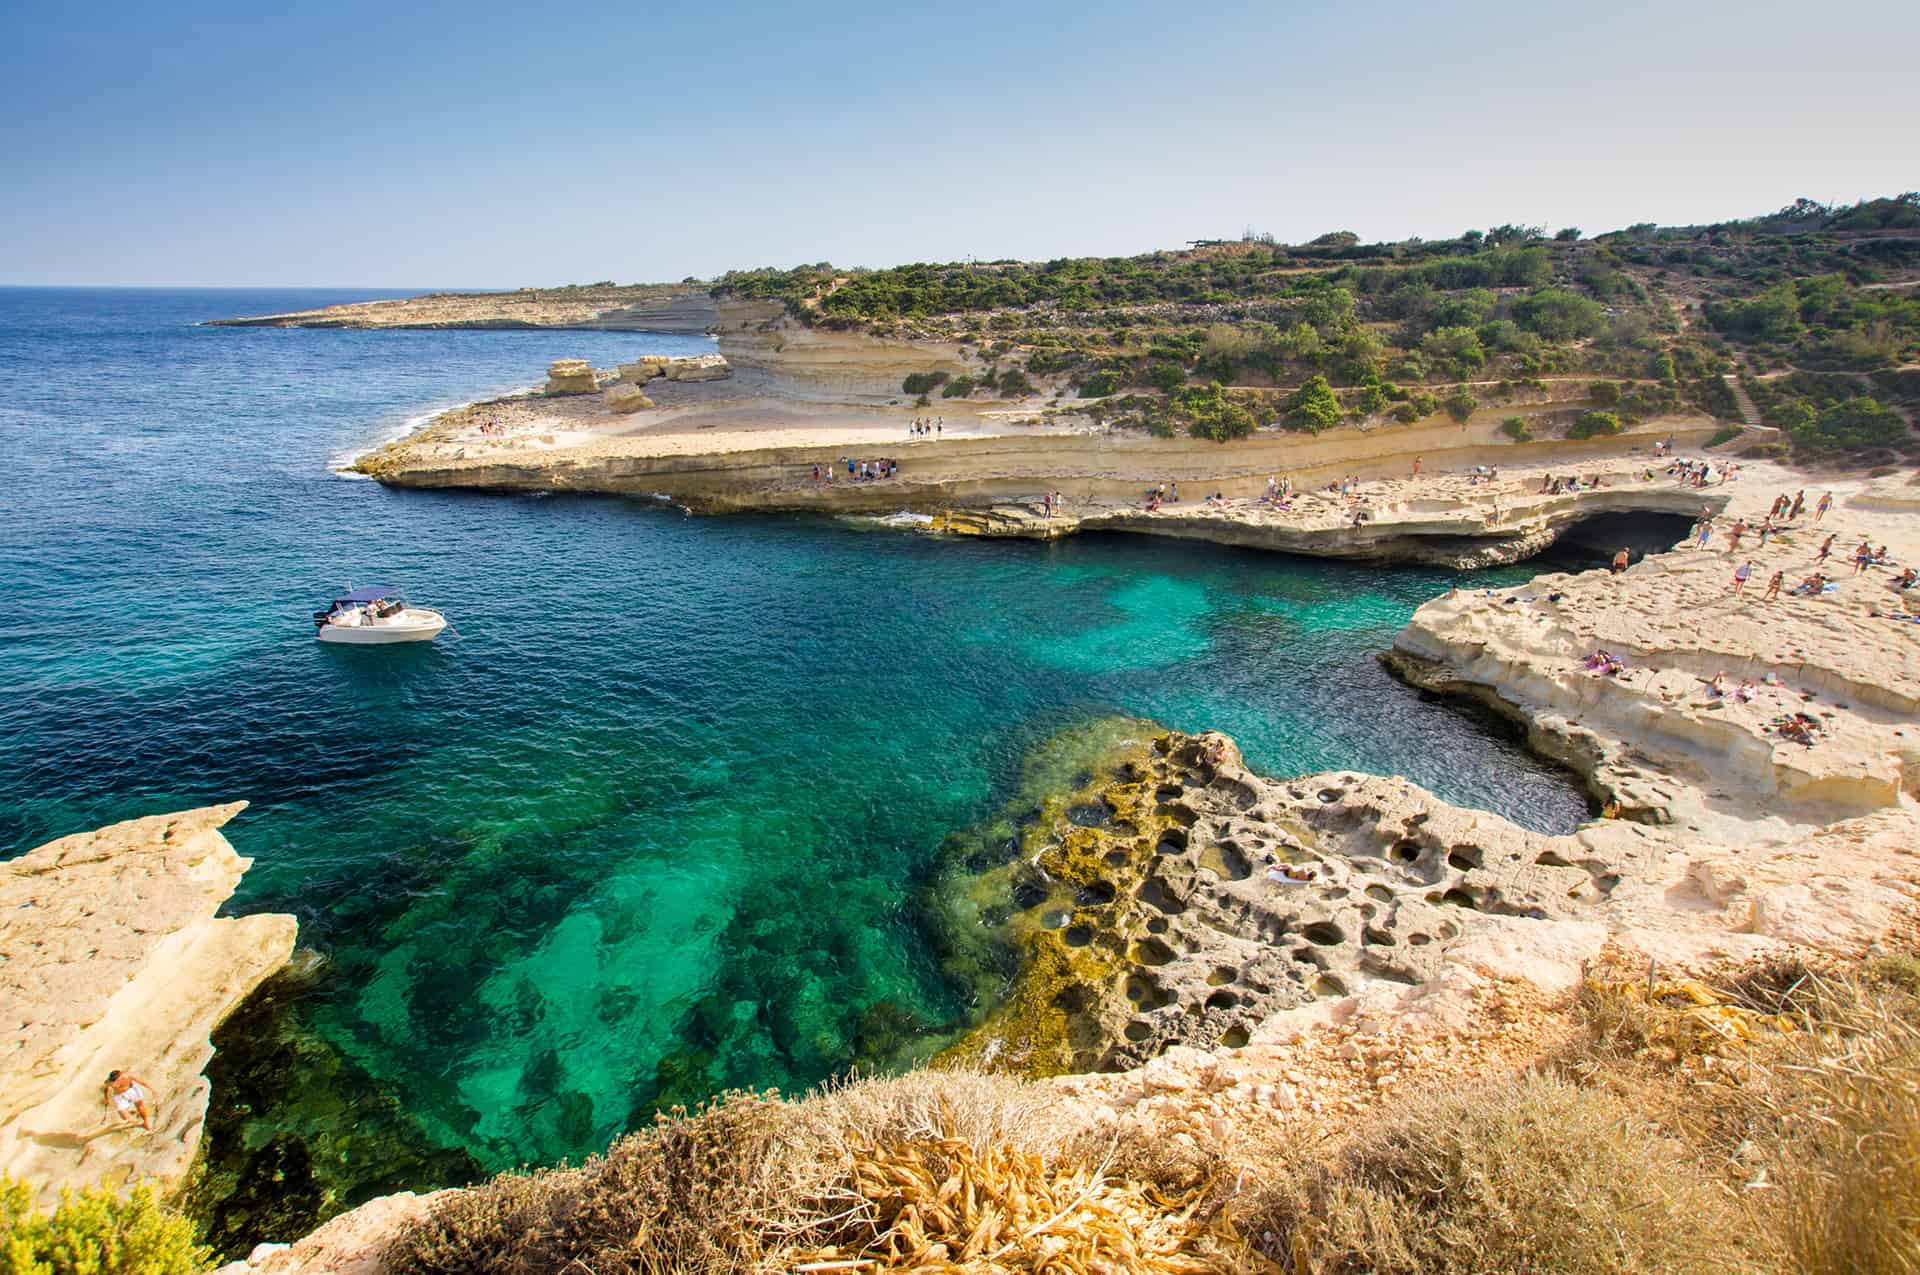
[[811, 457, 898, 483]]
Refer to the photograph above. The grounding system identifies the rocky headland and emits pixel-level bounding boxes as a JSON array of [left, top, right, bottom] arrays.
[[0, 804, 295, 1208], [206, 286, 717, 332]]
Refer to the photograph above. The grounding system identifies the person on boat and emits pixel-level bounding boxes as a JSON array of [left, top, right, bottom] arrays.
[[104, 1070, 156, 1131]]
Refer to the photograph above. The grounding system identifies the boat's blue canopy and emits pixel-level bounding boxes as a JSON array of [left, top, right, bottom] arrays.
[[334, 585, 398, 603]]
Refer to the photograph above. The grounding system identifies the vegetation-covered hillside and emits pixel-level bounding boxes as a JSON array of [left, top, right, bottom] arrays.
[[716, 195, 1920, 457]]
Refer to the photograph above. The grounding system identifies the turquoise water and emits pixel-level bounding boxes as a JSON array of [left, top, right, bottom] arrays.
[[0, 289, 1589, 1186]]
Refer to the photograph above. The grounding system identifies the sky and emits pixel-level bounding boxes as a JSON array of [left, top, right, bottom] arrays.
[[2, 0, 1915, 287]]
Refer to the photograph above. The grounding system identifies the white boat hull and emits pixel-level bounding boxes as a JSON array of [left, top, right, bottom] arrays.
[[316, 607, 447, 644]]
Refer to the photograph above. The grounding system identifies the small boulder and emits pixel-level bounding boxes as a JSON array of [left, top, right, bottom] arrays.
[[605, 383, 655, 414], [543, 359, 599, 395], [663, 353, 731, 382]]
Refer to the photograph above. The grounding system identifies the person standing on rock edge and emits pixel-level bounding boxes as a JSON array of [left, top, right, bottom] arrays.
[[104, 1069, 156, 1132], [1412, 455, 1422, 477], [1611, 547, 1630, 574]]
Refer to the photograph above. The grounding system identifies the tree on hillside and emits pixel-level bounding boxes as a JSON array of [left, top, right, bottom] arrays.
[[1554, 227, 1582, 242], [1285, 375, 1343, 433]]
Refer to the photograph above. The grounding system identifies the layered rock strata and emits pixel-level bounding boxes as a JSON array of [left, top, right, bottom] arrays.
[[0, 804, 296, 1207], [541, 359, 600, 395]]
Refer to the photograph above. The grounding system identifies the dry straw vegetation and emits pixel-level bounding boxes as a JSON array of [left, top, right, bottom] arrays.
[[384, 946, 1920, 1275]]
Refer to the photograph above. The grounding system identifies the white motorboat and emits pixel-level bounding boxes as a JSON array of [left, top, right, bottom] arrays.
[[314, 585, 447, 645]]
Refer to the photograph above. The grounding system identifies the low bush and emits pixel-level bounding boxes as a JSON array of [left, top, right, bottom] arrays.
[[1500, 416, 1532, 441], [994, 369, 1037, 398], [1708, 424, 1745, 447], [1077, 369, 1123, 397], [940, 375, 975, 398], [900, 371, 948, 395], [0, 1178, 211, 1275], [1388, 402, 1420, 424], [1569, 410, 1622, 439], [1442, 386, 1478, 423]]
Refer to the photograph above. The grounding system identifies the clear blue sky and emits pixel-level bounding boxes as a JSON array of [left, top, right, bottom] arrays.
[[4, 0, 1915, 286]]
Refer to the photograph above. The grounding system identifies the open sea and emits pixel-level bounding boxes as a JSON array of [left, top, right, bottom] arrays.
[[0, 288, 1595, 1231]]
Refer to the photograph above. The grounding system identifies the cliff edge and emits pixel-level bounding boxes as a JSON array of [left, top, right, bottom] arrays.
[[0, 804, 296, 1207]]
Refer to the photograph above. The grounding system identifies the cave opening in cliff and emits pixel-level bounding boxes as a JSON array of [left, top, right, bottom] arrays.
[[1549, 511, 1697, 568]]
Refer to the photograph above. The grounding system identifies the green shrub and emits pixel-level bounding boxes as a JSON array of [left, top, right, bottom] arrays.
[[995, 369, 1037, 398], [901, 371, 948, 395], [1410, 391, 1440, 418], [1569, 410, 1623, 439], [1025, 349, 1073, 377], [0, 1177, 211, 1275], [1708, 424, 1745, 447], [1588, 380, 1621, 405], [1173, 381, 1256, 441], [940, 376, 975, 398], [1284, 375, 1343, 433], [1388, 402, 1420, 424], [1500, 416, 1532, 441], [1443, 386, 1478, 423], [1077, 369, 1123, 397], [1516, 288, 1606, 341], [1793, 396, 1907, 450], [1145, 361, 1185, 394]]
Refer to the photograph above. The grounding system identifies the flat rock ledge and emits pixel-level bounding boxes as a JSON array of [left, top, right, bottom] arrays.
[[0, 804, 296, 1207]]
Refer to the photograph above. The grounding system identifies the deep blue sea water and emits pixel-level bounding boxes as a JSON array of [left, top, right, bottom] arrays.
[[0, 288, 1590, 1183]]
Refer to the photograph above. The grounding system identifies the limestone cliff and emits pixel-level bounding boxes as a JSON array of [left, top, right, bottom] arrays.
[[0, 804, 296, 1207]]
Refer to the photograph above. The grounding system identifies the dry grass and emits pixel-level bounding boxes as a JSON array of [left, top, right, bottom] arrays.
[[389, 955, 1920, 1275], [1232, 1072, 1756, 1275]]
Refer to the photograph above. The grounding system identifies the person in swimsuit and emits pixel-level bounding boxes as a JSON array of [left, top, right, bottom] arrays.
[[104, 1069, 156, 1131]]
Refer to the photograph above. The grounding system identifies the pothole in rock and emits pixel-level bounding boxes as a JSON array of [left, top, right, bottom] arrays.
[[1066, 802, 1113, 828], [1103, 850, 1129, 868], [1536, 850, 1575, 867], [1145, 917, 1168, 935], [1156, 828, 1190, 855], [1447, 846, 1484, 871], [1131, 937, 1177, 966], [1206, 965, 1238, 986], [1154, 784, 1185, 802], [1301, 921, 1346, 946], [1198, 842, 1252, 882], [1011, 879, 1049, 911], [1124, 1020, 1153, 1043], [1317, 788, 1346, 804], [1391, 840, 1422, 865], [1220, 1025, 1251, 1048], [1064, 925, 1094, 947], [1040, 909, 1071, 931], [1204, 989, 1239, 1012], [1365, 884, 1395, 902], [1138, 878, 1187, 915], [1074, 881, 1116, 908], [1311, 973, 1349, 998], [1441, 888, 1479, 910]]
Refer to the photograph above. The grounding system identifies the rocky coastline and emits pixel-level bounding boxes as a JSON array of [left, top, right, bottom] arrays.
[[208, 458, 1920, 1270], [11, 464, 1919, 1270], [0, 805, 295, 1208]]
